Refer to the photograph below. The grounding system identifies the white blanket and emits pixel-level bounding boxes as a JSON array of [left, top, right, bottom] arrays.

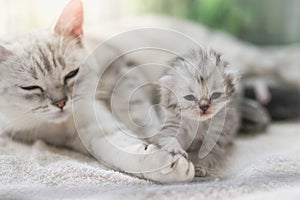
[[1, 121, 300, 200]]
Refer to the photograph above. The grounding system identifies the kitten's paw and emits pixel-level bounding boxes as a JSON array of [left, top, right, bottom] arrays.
[[167, 146, 188, 158], [195, 166, 207, 177]]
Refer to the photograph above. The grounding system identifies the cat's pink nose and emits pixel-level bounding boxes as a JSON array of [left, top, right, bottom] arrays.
[[54, 97, 68, 109], [56, 100, 65, 108]]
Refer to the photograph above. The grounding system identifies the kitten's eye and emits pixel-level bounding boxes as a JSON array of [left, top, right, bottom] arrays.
[[184, 94, 196, 101], [64, 68, 79, 83], [211, 92, 222, 100], [20, 85, 43, 92]]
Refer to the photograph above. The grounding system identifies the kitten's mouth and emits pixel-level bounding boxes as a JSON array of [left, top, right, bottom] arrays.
[[198, 110, 212, 120], [199, 110, 211, 115]]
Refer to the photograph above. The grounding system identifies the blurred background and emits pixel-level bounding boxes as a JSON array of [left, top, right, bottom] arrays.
[[0, 0, 299, 122], [0, 0, 299, 45]]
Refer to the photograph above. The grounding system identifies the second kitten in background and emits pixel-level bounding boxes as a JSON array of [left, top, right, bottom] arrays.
[[155, 48, 240, 177]]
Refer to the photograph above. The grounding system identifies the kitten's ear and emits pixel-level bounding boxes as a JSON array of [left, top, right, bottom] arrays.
[[159, 75, 174, 88], [224, 70, 238, 96], [159, 75, 175, 94], [0, 46, 12, 62], [54, 0, 83, 39], [210, 49, 222, 66], [158, 75, 175, 105]]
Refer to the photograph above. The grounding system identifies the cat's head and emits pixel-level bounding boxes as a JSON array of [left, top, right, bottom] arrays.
[[0, 0, 89, 127], [159, 48, 237, 121]]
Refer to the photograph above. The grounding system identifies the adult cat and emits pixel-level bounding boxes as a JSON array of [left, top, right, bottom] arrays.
[[0, 0, 194, 183]]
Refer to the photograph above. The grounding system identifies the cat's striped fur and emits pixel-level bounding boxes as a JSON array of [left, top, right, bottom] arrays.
[[0, 0, 195, 183]]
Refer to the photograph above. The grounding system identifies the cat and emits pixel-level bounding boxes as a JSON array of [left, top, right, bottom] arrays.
[[154, 48, 240, 176], [0, 0, 195, 183]]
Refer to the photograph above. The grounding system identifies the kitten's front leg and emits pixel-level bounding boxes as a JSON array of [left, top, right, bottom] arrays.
[[188, 151, 218, 177], [156, 135, 188, 158], [152, 116, 192, 158]]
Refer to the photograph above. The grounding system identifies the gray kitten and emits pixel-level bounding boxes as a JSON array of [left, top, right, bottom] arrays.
[[156, 48, 240, 176]]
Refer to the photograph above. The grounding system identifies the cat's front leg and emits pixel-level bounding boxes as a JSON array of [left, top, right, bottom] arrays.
[[77, 127, 195, 183], [73, 100, 195, 183]]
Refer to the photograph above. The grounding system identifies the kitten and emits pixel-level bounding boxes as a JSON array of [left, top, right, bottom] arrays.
[[0, 0, 195, 183], [156, 48, 240, 176]]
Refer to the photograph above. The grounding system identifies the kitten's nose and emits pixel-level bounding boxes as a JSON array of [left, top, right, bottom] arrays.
[[198, 99, 209, 112], [53, 97, 68, 109], [199, 104, 209, 112]]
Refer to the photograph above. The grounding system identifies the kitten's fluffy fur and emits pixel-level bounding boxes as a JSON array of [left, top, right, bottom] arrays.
[[0, 0, 195, 183], [157, 48, 240, 176]]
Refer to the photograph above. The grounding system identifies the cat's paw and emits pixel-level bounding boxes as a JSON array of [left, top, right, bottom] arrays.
[[167, 146, 188, 158], [132, 143, 160, 154], [195, 166, 207, 177], [143, 144, 159, 152], [160, 154, 195, 182], [143, 151, 195, 183]]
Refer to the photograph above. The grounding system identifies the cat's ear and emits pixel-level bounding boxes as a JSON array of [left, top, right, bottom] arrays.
[[54, 0, 83, 39], [0, 46, 12, 62]]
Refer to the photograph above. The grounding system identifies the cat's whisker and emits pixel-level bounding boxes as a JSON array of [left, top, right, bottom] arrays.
[[0, 107, 42, 132], [31, 105, 49, 112]]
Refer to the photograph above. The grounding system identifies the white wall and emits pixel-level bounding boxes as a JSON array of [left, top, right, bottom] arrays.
[[0, 0, 135, 36]]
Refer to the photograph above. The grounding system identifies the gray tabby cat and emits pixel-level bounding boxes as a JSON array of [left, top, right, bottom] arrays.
[[156, 48, 240, 176], [0, 0, 195, 183]]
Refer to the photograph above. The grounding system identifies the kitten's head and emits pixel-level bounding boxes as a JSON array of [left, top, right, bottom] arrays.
[[159, 48, 237, 121], [0, 0, 88, 127]]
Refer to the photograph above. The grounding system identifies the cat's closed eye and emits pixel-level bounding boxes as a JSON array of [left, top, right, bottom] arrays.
[[20, 85, 44, 92], [64, 68, 79, 84], [184, 94, 196, 101], [211, 92, 222, 100]]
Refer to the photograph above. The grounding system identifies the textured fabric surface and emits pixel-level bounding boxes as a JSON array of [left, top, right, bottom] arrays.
[[1, 121, 300, 200]]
